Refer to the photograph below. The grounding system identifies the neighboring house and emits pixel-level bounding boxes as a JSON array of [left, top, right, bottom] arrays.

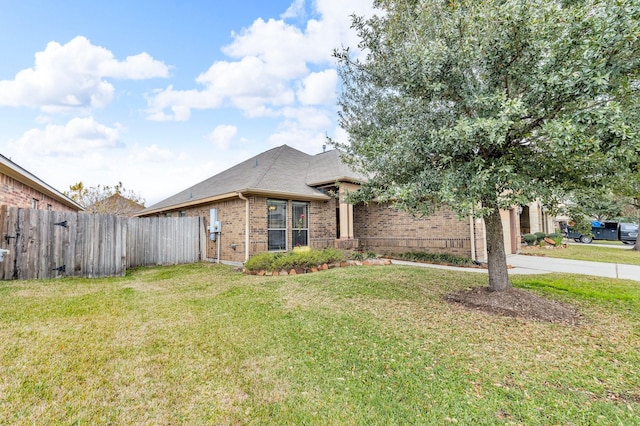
[[138, 145, 522, 263], [519, 202, 557, 236], [88, 193, 145, 217], [0, 153, 83, 212]]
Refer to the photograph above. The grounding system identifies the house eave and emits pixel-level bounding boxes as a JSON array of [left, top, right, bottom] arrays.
[[136, 187, 331, 217], [243, 188, 331, 201], [307, 177, 365, 187], [0, 155, 84, 211]]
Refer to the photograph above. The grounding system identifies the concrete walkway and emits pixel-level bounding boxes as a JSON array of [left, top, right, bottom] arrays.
[[388, 255, 640, 282], [506, 254, 640, 281]]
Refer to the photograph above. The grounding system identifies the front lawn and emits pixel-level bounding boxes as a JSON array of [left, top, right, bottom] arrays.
[[521, 243, 640, 265], [0, 263, 638, 424]]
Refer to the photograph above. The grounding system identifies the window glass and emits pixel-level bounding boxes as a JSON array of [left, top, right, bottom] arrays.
[[268, 200, 287, 251], [292, 201, 309, 247], [268, 200, 287, 228]]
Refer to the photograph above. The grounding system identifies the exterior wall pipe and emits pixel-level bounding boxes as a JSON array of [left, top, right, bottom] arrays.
[[237, 192, 250, 262], [469, 214, 476, 262]]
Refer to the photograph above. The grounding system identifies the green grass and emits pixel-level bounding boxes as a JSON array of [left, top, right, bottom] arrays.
[[521, 243, 640, 265], [1, 263, 639, 424]]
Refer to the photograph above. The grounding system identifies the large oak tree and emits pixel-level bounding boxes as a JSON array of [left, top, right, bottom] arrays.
[[335, 0, 640, 291]]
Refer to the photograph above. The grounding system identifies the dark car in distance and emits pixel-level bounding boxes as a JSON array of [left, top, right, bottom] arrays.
[[564, 221, 638, 245], [619, 222, 639, 245]]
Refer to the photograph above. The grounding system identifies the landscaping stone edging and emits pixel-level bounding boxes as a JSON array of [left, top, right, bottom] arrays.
[[244, 258, 392, 276]]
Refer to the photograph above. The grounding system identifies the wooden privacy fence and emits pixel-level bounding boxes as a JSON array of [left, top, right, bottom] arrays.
[[0, 206, 204, 280]]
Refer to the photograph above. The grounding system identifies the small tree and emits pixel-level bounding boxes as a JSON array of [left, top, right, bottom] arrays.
[[66, 182, 145, 216], [335, 0, 640, 291]]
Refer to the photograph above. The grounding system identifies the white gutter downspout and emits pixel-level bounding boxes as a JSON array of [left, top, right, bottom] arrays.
[[238, 192, 250, 262], [469, 213, 477, 262]]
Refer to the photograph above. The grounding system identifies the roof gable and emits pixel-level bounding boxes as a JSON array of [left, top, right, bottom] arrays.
[[306, 149, 366, 186], [140, 145, 364, 215]]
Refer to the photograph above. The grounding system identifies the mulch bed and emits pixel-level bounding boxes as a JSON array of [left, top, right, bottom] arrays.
[[445, 286, 583, 325]]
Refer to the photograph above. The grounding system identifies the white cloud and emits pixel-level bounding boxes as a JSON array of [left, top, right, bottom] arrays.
[[207, 125, 238, 149], [0, 36, 169, 112], [14, 117, 122, 157], [145, 0, 374, 122], [281, 0, 305, 19], [296, 69, 337, 105], [268, 124, 327, 154], [127, 143, 177, 163]]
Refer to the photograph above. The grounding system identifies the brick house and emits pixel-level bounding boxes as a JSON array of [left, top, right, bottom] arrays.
[[138, 145, 521, 263], [1, 153, 83, 212]]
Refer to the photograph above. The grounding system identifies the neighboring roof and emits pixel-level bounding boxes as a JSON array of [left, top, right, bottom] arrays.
[[139, 145, 365, 215], [89, 193, 145, 217], [0, 153, 84, 211]]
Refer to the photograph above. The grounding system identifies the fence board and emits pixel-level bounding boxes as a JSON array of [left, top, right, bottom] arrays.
[[0, 207, 203, 280]]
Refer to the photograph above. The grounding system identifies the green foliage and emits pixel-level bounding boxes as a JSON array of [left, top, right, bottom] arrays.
[[547, 233, 564, 246], [534, 232, 547, 243], [350, 251, 378, 261], [395, 251, 476, 266], [65, 181, 145, 215], [244, 248, 346, 272], [333, 0, 640, 282], [523, 234, 537, 246]]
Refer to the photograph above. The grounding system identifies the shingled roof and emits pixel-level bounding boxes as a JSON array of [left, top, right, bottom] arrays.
[[139, 145, 365, 215]]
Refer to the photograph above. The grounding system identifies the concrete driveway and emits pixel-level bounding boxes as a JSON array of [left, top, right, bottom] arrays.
[[506, 254, 640, 282], [389, 255, 640, 282]]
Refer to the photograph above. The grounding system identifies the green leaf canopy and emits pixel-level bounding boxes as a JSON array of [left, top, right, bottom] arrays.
[[336, 0, 640, 218]]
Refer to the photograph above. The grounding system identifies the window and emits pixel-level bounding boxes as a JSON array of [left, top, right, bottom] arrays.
[[267, 199, 287, 251], [31, 198, 38, 209], [165, 212, 172, 217], [292, 201, 309, 247], [47, 204, 52, 211], [179, 211, 186, 217]]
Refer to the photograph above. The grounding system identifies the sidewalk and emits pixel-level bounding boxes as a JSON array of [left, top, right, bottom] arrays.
[[388, 255, 640, 282], [506, 254, 640, 281]]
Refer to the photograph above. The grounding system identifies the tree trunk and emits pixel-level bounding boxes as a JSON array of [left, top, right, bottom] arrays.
[[634, 237, 640, 252], [484, 205, 511, 291]]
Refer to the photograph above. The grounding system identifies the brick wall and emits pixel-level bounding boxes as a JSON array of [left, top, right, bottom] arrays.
[[247, 197, 337, 254], [353, 202, 476, 258], [0, 172, 77, 212], [162, 196, 337, 263], [169, 198, 247, 263]]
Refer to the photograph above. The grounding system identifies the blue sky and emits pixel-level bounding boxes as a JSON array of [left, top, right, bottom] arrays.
[[0, 0, 373, 205]]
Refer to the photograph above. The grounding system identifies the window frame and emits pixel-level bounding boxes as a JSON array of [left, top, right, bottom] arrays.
[[292, 201, 309, 248], [267, 199, 287, 251]]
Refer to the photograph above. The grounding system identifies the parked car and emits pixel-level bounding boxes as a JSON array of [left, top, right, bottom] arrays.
[[563, 221, 638, 244], [620, 222, 639, 245]]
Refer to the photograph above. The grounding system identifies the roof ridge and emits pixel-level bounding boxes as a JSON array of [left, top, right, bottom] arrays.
[[250, 145, 288, 188]]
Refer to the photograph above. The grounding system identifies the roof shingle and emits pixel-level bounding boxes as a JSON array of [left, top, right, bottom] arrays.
[[140, 145, 365, 214]]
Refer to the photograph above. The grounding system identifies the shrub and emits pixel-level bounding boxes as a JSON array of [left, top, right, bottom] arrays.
[[534, 232, 547, 243], [350, 251, 377, 261], [243, 252, 276, 272], [547, 232, 564, 246], [395, 251, 475, 266], [244, 248, 346, 272], [523, 234, 537, 246]]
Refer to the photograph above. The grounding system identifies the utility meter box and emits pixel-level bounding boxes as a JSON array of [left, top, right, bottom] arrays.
[[0, 248, 9, 262], [208, 209, 221, 241]]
